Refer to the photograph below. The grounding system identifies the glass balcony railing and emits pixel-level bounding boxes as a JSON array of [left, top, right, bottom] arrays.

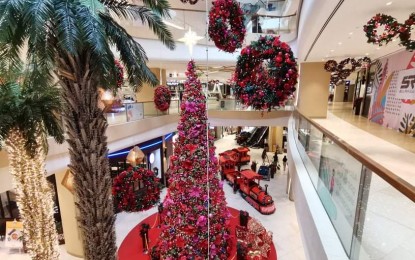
[[292, 109, 415, 260], [104, 98, 295, 125]]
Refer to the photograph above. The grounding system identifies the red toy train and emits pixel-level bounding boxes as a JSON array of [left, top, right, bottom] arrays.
[[219, 149, 275, 215]]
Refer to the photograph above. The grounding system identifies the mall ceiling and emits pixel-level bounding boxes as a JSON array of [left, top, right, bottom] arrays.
[[124, 0, 415, 81]]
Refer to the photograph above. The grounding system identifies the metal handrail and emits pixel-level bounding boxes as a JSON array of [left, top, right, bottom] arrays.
[[294, 109, 415, 203]]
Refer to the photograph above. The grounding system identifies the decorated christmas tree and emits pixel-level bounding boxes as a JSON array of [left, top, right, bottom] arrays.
[[154, 60, 231, 259]]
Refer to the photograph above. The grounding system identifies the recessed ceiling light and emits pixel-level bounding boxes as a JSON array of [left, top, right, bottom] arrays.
[[330, 49, 335, 52], [365, 53, 369, 56], [338, 42, 342, 45], [349, 32, 353, 35], [386, 1, 392, 6], [325, 54, 329, 57], [322, 59, 325, 61]]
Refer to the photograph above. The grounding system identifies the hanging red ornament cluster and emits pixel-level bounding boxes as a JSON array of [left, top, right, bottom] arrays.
[[208, 0, 246, 53], [324, 57, 371, 85], [233, 35, 298, 111], [114, 60, 124, 88], [364, 13, 415, 51], [112, 167, 161, 213], [154, 85, 172, 112]]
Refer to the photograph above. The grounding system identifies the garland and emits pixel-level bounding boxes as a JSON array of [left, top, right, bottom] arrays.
[[399, 13, 415, 51], [364, 13, 415, 51], [114, 60, 124, 88], [234, 35, 298, 111], [324, 57, 371, 85], [208, 0, 246, 53], [364, 14, 399, 46], [154, 85, 172, 112], [112, 167, 161, 212]]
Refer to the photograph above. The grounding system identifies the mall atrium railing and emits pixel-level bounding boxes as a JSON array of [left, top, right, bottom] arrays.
[[292, 109, 415, 260], [105, 98, 294, 125]]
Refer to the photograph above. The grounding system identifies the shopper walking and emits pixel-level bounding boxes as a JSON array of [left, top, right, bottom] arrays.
[[282, 155, 288, 172]]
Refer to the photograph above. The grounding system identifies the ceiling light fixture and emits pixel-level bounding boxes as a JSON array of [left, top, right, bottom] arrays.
[[338, 42, 342, 45], [349, 32, 353, 35], [178, 27, 204, 55], [365, 53, 370, 56], [330, 49, 335, 52], [386, 1, 392, 6]]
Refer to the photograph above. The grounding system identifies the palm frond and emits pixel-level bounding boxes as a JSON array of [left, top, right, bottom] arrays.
[[53, 0, 81, 54], [0, 82, 21, 150], [0, 0, 27, 70], [24, 0, 56, 71], [99, 0, 171, 18], [100, 2, 175, 50], [100, 13, 158, 89], [76, 5, 116, 80]]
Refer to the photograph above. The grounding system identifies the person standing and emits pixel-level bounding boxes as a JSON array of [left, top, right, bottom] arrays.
[[282, 155, 288, 171]]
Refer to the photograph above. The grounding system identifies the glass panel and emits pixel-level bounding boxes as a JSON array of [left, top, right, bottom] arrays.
[[169, 100, 180, 115], [297, 116, 310, 150], [125, 103, 144, 122], [143, 102, 159, 117], [307, 124, 323, 172], [352, 168, 415, 260], [318, 138, 363, 255], [1, 192, 11, 218]]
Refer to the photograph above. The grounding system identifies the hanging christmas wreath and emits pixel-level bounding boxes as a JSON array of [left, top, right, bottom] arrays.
[[324, 60, 338, 72], [338, 58, 357, 71], [154, 85, 172, 112], [399, 12, 415, 51], [112, 167, 161, 212], [208, 0, 246, 53], [234, 35, 298, 111], [114, 60, 124, 88], [364, 13, 400, 46]]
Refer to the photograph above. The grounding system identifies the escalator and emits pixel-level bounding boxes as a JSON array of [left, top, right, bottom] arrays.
[[250, 127, 269, 148], [242, 127, 259, 146], [243, 126, 268, 147]]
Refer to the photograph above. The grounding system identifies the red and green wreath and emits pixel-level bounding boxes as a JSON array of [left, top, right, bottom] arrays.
[[114, 60, 124, 88], [364, 13, 400, 46], [399, 13, 415, 51], [208, 0, 246, 53], [154, 85, 172, 112], [234, 35, 298, 111], [112, 167, 161, 212]]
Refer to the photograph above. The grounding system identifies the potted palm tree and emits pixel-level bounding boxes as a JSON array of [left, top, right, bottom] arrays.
[[0, 1, 175, 259], [0, 66, 64, 260]]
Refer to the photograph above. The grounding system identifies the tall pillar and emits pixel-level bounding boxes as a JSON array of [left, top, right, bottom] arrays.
[[297, 62, 330, 118], [55, 170, 84, 257], [135, 68, 166, 102], [268, 127, 283, 152]]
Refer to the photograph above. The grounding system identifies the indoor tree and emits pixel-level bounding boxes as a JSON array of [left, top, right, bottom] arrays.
[[153, 60, 231, 259], [0, 67, 64, 260], [0, 0, 175, 259]]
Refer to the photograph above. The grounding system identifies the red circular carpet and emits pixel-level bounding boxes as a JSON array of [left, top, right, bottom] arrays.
[[118, 207, 277, 259]]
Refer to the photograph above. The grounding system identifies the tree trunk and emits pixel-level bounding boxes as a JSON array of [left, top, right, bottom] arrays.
[[5, 129, 59, 260], [57, 52, 117, 260]]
